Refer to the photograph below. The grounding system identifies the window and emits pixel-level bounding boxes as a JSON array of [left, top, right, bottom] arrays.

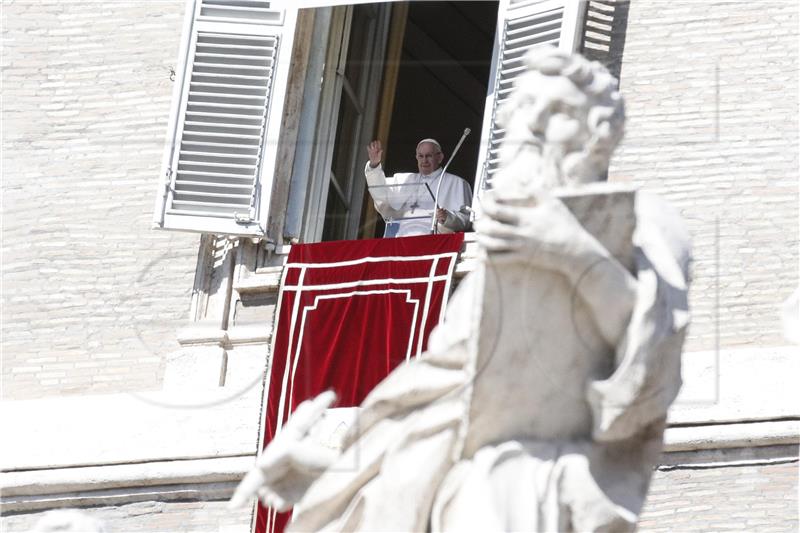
[[156, 0, 588, 240]]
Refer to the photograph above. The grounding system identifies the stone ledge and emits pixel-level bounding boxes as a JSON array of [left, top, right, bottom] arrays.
[[659, 444, 798, 468], [661, 418, 799, 466], [1, 390, 262, 472], [2, 419, 795, 512], [226, 325, 271, 345], [176, 325, 226, 346], [663, 419, 799, 452], [176, 325, 270, 347], [2, 456, 252, 498], [1, 481, 240, 514], [3, 425, 794, 512], [237, 265, 283, 294]]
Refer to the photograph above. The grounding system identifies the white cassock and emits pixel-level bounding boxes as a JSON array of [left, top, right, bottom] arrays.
[[365, 162, 472, 237]]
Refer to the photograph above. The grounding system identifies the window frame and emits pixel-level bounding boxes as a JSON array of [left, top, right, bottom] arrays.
[[295, 4, 390, 243]]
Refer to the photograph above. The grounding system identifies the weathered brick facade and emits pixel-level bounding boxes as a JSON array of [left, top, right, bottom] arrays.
[[608, 0, 799, 352], [2, 0, 196, 398], [640, 462, 799, 532]]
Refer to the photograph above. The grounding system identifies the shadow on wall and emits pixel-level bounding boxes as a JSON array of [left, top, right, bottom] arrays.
[[580, 0, 631, 84]]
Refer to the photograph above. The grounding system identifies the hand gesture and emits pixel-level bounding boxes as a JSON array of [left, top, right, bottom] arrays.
[[436, 207, 448, 224], [229, 391, 338, 511], [367, 140, 383, 168], [475, 192, 596, 277], [476, 191, 637, 348]]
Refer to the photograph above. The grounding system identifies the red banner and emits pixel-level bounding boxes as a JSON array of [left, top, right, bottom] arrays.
[[255, 234, 464, 533]]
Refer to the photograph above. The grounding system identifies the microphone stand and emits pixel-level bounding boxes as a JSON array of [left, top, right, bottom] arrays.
[[430, 128, 471, 234]]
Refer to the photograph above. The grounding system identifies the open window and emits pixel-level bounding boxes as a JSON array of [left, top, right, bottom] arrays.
[[294, 0, 588, 241], [287, 1, 499, 242], [155, 0, 588, 241]]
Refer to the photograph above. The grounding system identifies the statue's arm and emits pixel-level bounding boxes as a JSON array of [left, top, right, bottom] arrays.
[[589, 193, 691, 441], [562, 233, 637, 347], [475, 193, 636, 347]]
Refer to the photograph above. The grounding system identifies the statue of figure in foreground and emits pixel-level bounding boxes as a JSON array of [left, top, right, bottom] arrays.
[[232, 48, 692, 532]]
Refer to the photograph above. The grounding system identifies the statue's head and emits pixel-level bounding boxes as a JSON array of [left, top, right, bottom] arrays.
[[494, 48, 624, 191]]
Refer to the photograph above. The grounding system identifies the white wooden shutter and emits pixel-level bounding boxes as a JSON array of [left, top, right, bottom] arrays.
[[473, 0, 587, 197], [154, 0, 297, 236]]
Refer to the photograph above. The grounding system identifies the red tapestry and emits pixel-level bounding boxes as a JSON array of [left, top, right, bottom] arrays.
[[254, 233, 464, 533]]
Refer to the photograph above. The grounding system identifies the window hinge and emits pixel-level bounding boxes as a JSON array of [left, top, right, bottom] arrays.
[[164, 168, 174, 194], [234, 213, 254, 225]]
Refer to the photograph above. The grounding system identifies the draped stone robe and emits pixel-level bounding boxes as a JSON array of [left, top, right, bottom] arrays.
[[288, 184, 690, 532]]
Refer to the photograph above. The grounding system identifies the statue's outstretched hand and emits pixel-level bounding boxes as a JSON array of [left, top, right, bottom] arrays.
[[229, 391, 338, 511]]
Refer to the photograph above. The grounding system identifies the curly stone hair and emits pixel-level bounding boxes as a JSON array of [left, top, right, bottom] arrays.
[[496, 47, 625, 184]]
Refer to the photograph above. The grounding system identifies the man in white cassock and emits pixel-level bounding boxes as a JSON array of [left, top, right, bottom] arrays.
[[365, 138, 472, 237]]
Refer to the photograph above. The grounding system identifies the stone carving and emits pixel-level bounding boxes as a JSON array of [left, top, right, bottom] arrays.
[[32, 510, 107, 532], [231, 48, 691, 532]]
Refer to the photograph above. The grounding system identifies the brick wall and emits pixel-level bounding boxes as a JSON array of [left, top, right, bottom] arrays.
[[608, 0, 799, 351], [1, 0, 198, 398], [640, 461, 798, 531]]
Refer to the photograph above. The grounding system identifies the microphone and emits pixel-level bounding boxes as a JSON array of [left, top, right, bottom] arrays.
[[431, 128, 471, 234]]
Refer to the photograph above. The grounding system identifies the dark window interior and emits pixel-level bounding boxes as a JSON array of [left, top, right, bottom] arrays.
[[384, 1, 498, 189]]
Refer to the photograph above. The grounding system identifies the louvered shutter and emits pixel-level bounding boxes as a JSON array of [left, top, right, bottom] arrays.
[[473, 0, 587, 196], [154, 0, 297, 236]]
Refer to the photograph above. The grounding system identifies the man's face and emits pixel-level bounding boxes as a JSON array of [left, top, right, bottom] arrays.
[[416, 142, 444, 175]]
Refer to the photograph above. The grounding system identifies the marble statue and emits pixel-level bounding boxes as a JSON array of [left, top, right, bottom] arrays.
[[231, 48, 692, 532], [32, 510, 107, 532]]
